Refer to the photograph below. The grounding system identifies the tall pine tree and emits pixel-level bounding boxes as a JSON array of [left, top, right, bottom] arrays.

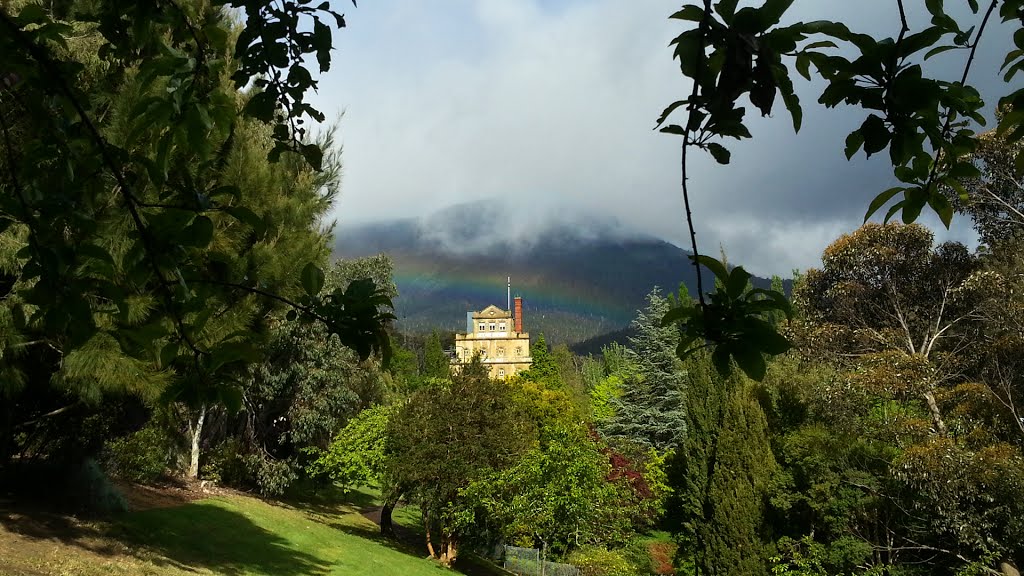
[[665, 346, 777, 574], [602, 288, 687, 452], [423, 330, 450, 379]]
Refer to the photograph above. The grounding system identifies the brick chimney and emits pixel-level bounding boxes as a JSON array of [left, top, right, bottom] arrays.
[[514, 297, 523, 333]]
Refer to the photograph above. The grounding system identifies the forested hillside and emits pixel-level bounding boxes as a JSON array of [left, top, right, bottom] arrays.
[[335, 205, 786, 344]]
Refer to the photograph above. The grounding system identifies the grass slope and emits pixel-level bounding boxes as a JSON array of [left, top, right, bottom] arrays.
[[0, 488, 497, 576]]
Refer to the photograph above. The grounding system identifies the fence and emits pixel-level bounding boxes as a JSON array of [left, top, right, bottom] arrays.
[[503, 545, 580, 576]]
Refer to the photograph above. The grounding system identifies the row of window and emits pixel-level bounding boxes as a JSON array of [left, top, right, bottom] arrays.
[[458, 346, 524, 360], [473, 346, 523, 358], [478, 321, 507, 332]]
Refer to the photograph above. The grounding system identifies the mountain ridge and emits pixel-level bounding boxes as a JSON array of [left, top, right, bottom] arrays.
[[334, 203, 783, 345]]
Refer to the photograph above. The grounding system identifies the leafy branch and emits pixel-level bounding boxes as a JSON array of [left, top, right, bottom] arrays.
[[657, 0, 1024, 380]]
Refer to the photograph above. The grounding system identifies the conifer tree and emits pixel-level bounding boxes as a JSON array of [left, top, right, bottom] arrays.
[[603, 289, 687, 451], [423, 330, 450, 379], [521, 333, 559, 385], [665, 352, 777, 576]]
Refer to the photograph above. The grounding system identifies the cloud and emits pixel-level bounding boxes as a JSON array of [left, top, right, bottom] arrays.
[[312, 0, 1013, 276]]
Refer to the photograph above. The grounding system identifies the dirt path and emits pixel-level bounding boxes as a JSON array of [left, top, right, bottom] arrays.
[[113, 478, 258, 513]]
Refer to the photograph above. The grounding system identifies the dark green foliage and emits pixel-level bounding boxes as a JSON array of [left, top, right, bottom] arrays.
[[666, 352, 776, 575], [103, 423, 173, 483], [201, 437, 249, 486], [71, 458, 129, 515], [604, 289, 687, 452], [229, 256, 395, 494], [466, 425, 633, 555], [386, 357, 536, 562], [662, 258, 793, 381], [521, 333, 559, 384], [0, 0, 394, 479], [422, 329, 450, 379]]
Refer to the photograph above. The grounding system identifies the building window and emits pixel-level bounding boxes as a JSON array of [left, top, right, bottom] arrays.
[[516, 346, 522, 356], [478, 323, 485, 332], [499, 322, 506, 331], [498, 369, 505, 378], [497, 347, 504, 357], [489, 322, 496, 331]]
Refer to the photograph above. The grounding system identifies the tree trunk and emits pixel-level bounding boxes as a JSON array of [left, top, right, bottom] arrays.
[[424, 510, 437, 558], [380, 494, 397, 538], [438, 535, 458, 566], [0, 401, 11, 468], [1001, 561, 1020, 576], [187, 404, 207, 480], [923, 390, 947, 435]]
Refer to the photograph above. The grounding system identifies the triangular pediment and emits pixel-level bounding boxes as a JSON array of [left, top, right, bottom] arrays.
[[472, 305, 511, 318]]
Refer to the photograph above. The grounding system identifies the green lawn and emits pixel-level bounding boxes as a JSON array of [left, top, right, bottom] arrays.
[[0, 487, 504, 576]]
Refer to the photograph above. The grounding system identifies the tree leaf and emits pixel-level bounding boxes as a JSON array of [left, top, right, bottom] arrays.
[[715, 0, 739, 23], [225, 206, 265, 235], [218, 384, 244, 414], [707, 142, 731, 164], [732, 345, 767, 380], [860, 114, 890, 157], [865, 187, 904, 222], [670, 5, 705, 22], [927, 188, 954, 228], [845, 130, 865, 160], [656, 100, 689, 128], [726, 266, 752, 299], [711, 344, 732, 375], [301, 262, 326, 296], [160, 341, 180, 369], [185, 216, 214, 248], [693, 255, 729, 282], [924, 45, 959, 60], [662, 305, 697, 327]]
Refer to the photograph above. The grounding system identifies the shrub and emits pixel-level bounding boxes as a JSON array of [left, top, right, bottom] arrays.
[[103, 424, 171, 483], [72, 458, 128, 514], [244, 452, 298, 496], [567, 546, 638, 576], [201, 437, 248, 486]]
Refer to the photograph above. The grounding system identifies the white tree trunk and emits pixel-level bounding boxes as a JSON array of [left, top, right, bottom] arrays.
[[187, 403, 207, 480]]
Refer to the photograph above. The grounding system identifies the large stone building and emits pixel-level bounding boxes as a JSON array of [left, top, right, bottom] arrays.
[[453, 296, 532, 380]]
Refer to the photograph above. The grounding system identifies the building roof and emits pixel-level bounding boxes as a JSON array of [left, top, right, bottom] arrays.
[[471, 305, 512, 319]]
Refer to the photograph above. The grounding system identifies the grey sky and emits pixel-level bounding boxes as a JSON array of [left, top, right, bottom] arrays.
[[312, 1, 1014, 277]]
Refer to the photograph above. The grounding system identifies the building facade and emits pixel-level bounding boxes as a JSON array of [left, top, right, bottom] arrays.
[[453, 296, 532, 380]]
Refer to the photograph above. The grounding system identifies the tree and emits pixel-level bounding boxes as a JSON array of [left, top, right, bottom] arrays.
[[0, 0, 394, 477], [465, 425, 633, 556], [794, 223, 983, 435], [385, 357, 536, 566], [665, 350, 777, 576], [780, 224, 1024, 575], [422, 329, 449, 379], [956, 109, 1024, 247], [603, 288, 687, 452], [521, 333, 559, 385], [306, 403, 393, 492]]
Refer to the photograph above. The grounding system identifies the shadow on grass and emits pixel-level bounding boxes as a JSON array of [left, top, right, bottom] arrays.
[[0, 506, 127, 558], [328, 521, 507, 576], [112, 501, 330, 576], [279, 482, 380, 519]]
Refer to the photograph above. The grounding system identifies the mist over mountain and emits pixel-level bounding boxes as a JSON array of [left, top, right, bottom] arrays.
[[334, 200, 783, 345]]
